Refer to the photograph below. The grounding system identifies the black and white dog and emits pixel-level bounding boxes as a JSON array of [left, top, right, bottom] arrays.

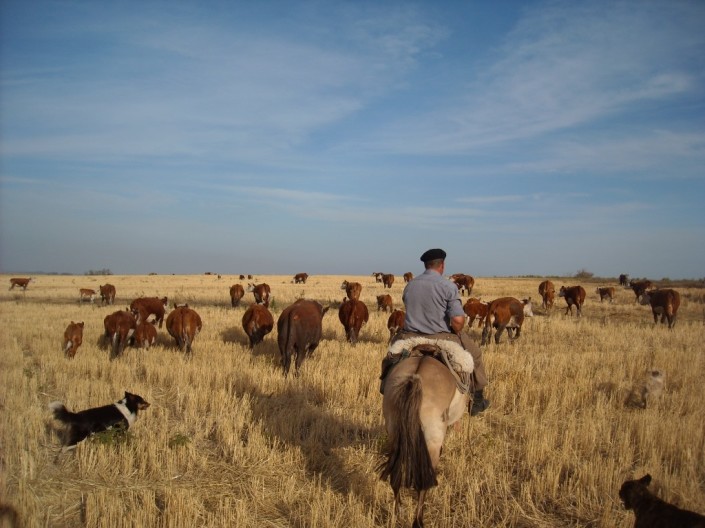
[[49, 391, 150, 450]]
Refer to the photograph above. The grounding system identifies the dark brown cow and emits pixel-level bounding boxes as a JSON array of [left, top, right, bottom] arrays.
[[538, 280, 555, 310], [481, 297, 534, 345], [376, 294, 393, 313], [99, 284, 116, 305], [338, 298, 369, 344], [451, 274, 475, 296], [130, 297, 168, 328], [277, 299, 329, 377], [229, 284, 245, 308], [372, 272, 384, 283], [104, 309, 137, 359], [382, 274, 394, 288], [340, 280, 362, 301], [9, 277, 32, 290], [79, 288, 97, 302], [403, 272, 413, 283], [558, 285, 586, 316], [293, 273, 309, 284], [386, 309, 405, 343], [595, 286, 615, 303], [239, 274, 246, 280], [630, 280, 653, 302], [242, 303, 274, 348], [246, 283, 271, 307], [133, 320, 158, 349], [463, 297, 489, 328], [639, 289, 681, 329], [63, 321, 84, 358], [619, 274, 630, 287], [619, 474, 705, 527], [166, 304, 202, 355]]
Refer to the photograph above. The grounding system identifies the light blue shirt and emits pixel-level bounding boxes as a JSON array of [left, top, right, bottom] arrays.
[[402, 269, 464, 334]]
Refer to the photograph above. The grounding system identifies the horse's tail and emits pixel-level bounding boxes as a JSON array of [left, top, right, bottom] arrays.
[[379, 373, 437, 492]]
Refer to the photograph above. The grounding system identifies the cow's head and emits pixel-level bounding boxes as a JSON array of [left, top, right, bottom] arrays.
[[638, 291, 653, 305], [522, 298, 534, 317]]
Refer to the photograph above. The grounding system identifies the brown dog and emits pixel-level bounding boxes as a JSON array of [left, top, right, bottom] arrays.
[[619, 474, 705, 527]]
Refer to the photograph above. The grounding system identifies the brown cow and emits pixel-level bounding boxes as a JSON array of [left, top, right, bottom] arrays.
[[386, 309, 405, 343], [63, 321, 84, 358], [246, 283, 271, 307], [538, 280, 555, 310], [239, 274, 246, 280], [639, 289, 681, 329], [463, 297, 489, 328], [133, 320, 158, 349], [338, 298, 369, 344], [382, 274, 394, 288], [130, 297, 168, 328], [595, 286, 615, 303], [340, 280, 362, 301], [481, 297, 534, 345], [630, 280, 653, 302], [104, 309, 137, 359], [99, 284, 116, 305], [277, 299, 329, 377], [79, 288, 97, 303], [558, 285, 586, 316], [403, 272, 413, 283], [9, 277, 32, 290], [293, 273, 309, 284], [229, 284, 245, 308], [376, 294, 393, 313], [451, 274, 475, 296], [619, 274, 630, 287], [242, 303, 274, 348], [166, 304, 202, 355]]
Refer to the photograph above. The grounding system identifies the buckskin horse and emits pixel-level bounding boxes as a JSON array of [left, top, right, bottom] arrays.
[[378, 338, 472, 528]]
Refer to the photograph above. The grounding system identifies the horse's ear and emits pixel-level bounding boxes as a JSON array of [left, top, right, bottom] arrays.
[[640, 474, 652, 485]]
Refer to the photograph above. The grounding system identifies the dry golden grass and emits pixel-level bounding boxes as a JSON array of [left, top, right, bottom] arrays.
[[1, 273, 703, 527]]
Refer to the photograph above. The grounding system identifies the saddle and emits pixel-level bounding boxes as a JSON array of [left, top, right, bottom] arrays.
[[380, 336, 474, 394]]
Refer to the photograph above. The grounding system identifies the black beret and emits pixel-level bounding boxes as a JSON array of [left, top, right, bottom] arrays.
[[420, 248, 446, 262]]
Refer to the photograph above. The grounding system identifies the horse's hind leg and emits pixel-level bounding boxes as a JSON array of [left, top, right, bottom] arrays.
[[413, 488, 427, 528]]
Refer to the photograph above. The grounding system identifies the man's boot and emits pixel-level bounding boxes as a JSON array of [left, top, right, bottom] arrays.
[[470, 390, 490, 416]]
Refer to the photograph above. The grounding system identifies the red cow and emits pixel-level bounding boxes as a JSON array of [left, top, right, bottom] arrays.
[[340, 280, 362, 301], [293, 273, 309, 284], [558, 286, 586, 317], [463, 297, 489, 328], [277, 299, 329, 377], [403, 272, 413, 283], [242, 303, 274, 348], [247, 283, 271, 307], [9, 277, 32, 290], [595, 286, 615, 303], [481, 297, 534, 345], [630, 280, 653, 302], [639, 289, 681, 329], [229, 284, 245, 308], [376, 294, 393, 313], [99, 284, 116, 305], [451, 274, 475, 296], [130, 297, 168, 328], [338, 298, 369, 344], [166, 304, 202, 355], [386, 309, 405, 343], [133, 320, 158, 349], [63, 321, 84, 358], [382, 274, 394, 288], [79, 288, 97, 302], [104, 309, 137, 359], [538, 280, 555, 310]]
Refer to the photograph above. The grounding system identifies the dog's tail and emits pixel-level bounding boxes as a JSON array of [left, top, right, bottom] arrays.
[[48, 401, 75, 423]]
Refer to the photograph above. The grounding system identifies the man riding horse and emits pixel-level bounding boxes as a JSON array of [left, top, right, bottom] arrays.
[[381, 248, 490, 416]]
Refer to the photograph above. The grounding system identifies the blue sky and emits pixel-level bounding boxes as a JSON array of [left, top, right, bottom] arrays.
[[1, 1, 704, 278]]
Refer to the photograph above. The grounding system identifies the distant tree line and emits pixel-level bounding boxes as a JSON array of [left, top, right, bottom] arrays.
[[85, 268, 113, 276]]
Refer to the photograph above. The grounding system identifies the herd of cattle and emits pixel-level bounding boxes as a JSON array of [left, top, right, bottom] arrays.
[[8, 271, 683, 376]]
